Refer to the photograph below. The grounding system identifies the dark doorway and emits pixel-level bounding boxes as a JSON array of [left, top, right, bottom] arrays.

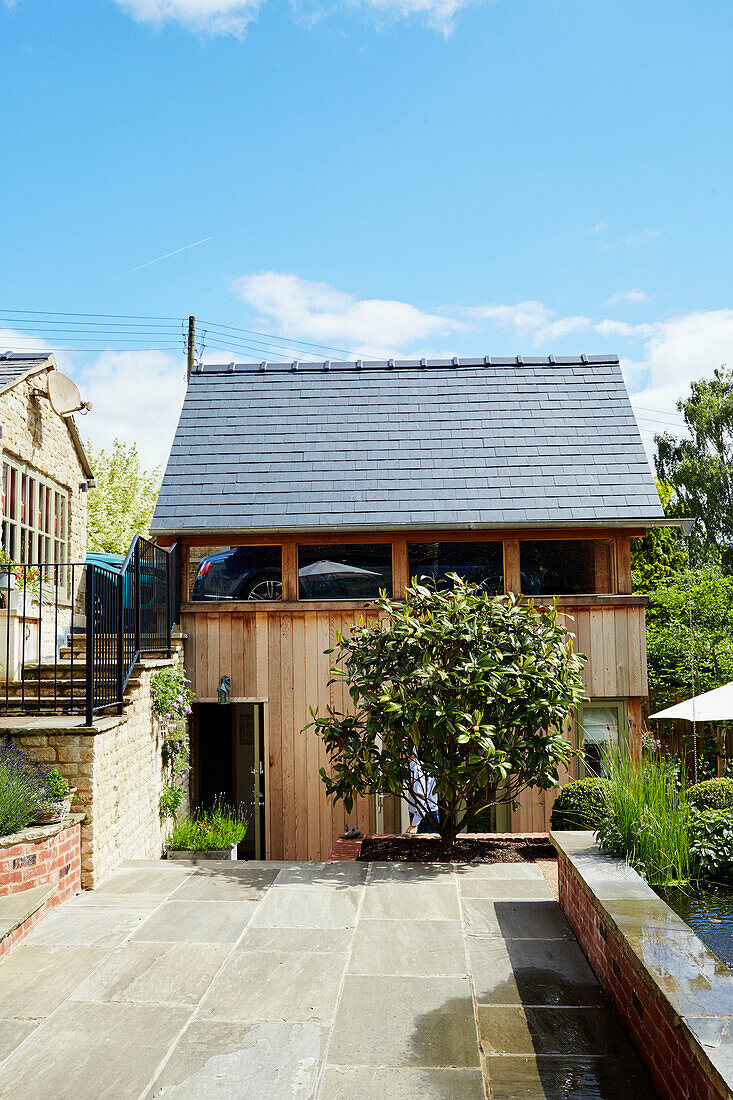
[[192, 702, 266, 860]]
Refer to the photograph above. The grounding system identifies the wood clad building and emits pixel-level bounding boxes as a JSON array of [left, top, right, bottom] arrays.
[[152, 355, 670, 860]]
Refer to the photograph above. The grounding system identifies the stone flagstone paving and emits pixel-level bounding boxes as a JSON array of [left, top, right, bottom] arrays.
[[0, 858, 659, 1098]]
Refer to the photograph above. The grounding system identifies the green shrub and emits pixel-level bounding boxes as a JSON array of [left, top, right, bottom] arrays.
[[159, 782, 184, 820], [689, 809, 733, 882], [167, 798, 246, 852], [43, 768, 70, 802], [688, 778, 733, 812], [550, 778, 612, 831]]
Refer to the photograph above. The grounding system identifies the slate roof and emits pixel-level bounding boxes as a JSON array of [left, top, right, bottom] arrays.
[[0, 352, 53, 391], [151, 355, 663, 534]]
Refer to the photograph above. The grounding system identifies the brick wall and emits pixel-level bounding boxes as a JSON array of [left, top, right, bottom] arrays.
[[0, 816, 82, 898], [555, 837, 732, 1100]]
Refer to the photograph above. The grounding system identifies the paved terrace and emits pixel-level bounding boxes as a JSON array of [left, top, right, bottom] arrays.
[[0, 859, 657, 1099]]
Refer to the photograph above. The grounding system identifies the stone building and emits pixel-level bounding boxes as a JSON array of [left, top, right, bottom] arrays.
[[0, 351, 93, 568]]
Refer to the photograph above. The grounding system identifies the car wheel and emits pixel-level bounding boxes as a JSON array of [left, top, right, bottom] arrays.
[[241, 572, 282, 601]]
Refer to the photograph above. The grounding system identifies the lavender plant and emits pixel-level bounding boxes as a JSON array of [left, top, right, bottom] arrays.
[[0, 739, 47, 835]]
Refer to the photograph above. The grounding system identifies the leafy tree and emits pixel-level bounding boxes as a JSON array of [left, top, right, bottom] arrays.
[[86, 440, 161, 553], [645, 563, 733, 714], [655, 366, 733, 567], [631, 479, 687, 592], [310, 577, 586, 843]]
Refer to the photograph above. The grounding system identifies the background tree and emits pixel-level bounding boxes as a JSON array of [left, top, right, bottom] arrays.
[[310, 577, 586, 843], [86, 440, 161, 553], [655, 365, 733, 568], [645, 564, 733, 713], [631, 479, 687, 592]]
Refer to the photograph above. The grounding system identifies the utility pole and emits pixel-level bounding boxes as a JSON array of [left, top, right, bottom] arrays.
[[186, 315, 195, 380]]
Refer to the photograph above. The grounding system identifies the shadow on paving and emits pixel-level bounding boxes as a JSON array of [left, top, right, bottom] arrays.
[[476, 900, 661, 1099]]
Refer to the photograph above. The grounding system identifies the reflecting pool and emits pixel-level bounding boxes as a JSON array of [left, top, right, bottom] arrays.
[[663, 886, 733, 970]]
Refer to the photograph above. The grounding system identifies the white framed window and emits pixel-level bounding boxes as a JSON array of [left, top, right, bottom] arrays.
[[578, 701, 627, 778], [1, 456, 69, 567]]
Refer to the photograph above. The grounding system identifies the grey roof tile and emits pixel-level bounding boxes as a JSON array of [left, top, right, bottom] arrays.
[[151, 356, 662, 533]]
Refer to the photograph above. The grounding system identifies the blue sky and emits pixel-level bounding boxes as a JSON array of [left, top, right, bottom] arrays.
[[1, 0, 732, 467]]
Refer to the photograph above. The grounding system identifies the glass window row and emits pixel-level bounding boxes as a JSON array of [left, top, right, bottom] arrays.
[[189, 538, 618, 603]]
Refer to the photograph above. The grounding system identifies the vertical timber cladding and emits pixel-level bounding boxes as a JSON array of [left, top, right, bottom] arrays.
[[183, 607, 380, 860], [184, 595, 649, 851], [509, 596, 648, 832]]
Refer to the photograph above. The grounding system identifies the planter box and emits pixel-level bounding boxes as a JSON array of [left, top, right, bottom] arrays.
[[166, 843, 237, 861]]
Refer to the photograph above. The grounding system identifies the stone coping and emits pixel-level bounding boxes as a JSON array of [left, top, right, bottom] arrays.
[[551, 829, 733, 1095], [0, 714, 128, 735], [0, 883, 55, 939], [0, 812, 86, 850]]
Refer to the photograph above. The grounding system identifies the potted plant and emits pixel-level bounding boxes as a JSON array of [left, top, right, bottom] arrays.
[[165, 798, 247, 860], [33, 768, 76, 825]]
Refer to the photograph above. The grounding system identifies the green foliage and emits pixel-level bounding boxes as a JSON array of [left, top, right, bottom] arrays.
[[645, 563, 733, 714], [550, 778, 611, 831], [151, 668, 194, 724], [86, 439, 161, 553], [310, 576, 586, 843], [0, 740, 47, 835], [631, 480, 687, 592], [43, 768, 70, 802], [166, 798, 247, 851], [688, 778, 733, 811], [689, 810, 733, 883], [595, 747, 693, 886], [159, 782, 185, 820], [655, 365, 733, 568]]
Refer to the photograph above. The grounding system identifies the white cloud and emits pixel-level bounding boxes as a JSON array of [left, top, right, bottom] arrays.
[[599, 228, 663, 251], [592, 222, 608, 235], [462, 300, 592, 344], [113, 0, 475, 34], [620, 309, 733, 460], [75, 351, 186, 471], [0, 331, 183, 471], [113, 0, 263, 35], [233, 271, 461, 358], [595, 319, 658, 339], [606, 289, 650, 305]]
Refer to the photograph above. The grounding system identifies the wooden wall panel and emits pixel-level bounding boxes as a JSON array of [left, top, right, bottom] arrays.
[[181, 595, 648, 854]]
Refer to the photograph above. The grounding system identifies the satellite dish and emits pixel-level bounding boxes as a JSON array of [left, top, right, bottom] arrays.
[[46, 372, 91, 417]]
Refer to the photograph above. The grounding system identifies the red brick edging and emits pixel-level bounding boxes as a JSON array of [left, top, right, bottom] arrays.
[[556, 840, 730, 1100], [0, 817, 83, 961]]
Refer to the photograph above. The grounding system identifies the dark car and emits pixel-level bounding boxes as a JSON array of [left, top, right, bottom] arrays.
[[193, 547, 283, 601]]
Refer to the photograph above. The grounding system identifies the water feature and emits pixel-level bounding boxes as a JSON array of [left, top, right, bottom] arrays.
[[663, 885, 733, 970]]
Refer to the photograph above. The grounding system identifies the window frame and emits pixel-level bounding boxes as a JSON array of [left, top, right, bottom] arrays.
[[577, 698, 628, 779], [1, 454, 70, 569]]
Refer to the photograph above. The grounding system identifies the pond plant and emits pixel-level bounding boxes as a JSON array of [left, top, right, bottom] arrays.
[[311, 577, 586, 843], [584, 749, 733, 889]]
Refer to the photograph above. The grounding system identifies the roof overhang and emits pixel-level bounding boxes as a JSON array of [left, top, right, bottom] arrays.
[[150, 516, 677, 539]]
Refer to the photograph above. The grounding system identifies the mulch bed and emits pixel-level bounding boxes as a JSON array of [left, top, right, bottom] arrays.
[[358, 835, 556, 863]]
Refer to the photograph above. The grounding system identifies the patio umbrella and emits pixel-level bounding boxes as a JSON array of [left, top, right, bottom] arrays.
[[298, 560, 380, 578], [650, 681, 733, 723]]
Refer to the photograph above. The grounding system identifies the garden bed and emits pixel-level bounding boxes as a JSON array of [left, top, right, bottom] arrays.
[[357, 833, 556, 863]]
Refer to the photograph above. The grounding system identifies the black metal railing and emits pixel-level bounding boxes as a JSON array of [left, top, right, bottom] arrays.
[[0, 538, 180, 724]]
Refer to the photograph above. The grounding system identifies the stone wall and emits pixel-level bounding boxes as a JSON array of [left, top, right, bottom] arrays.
[[552, 830, 733, 1100], [3, 655, 189, 889], [0, 366, 88, 569]]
